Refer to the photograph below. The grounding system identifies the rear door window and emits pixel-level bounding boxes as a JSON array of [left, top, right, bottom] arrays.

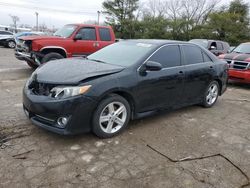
[[149, 45, 181, 68], [77, 27, 96, 41], [182, 45, 204, 65], [99, 28, 111, 41], [202, 52, 212, 62]]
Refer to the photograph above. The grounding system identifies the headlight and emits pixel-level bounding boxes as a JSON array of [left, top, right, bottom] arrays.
[[50, 85, 91, 99]]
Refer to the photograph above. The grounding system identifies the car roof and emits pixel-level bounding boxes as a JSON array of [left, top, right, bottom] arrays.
[[122, 39, 191, 47], [67, 24, 111, 29], [190, 39, 227, 43]]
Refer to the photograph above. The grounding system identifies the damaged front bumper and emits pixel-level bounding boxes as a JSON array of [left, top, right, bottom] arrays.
[[15, 49, 44, 66]]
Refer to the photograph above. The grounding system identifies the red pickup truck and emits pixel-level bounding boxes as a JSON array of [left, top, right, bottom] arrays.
[[219, 42, 250, 83], [15, 24, 116, 68]]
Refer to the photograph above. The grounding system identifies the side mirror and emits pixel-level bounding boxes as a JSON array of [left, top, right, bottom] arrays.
[[145, 61, 162, 71], [74, 34, 82, 41], [210, 46, 216, 50]]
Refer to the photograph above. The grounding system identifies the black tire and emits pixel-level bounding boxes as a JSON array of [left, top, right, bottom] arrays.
[[202, 81, 220, 108], [41, 52, 64, 64], [26, 61, 38, 69], [7, 40, 16, 48], [92, 94, 131, 138]]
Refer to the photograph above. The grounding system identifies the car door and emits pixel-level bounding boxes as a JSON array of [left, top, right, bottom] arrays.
[[181, 44, 215, 104], [72, 27, 99, 57], [135, 45, 185, 112]]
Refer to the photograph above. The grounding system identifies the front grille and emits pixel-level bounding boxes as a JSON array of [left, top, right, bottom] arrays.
[[16, 40, 31, 53], [233, 61, 249, 70], [29, 81, 56, 96], [226, 60, 250, 70]]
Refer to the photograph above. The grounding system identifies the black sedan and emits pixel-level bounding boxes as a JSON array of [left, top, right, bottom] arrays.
[[23, 40, 228, 138]]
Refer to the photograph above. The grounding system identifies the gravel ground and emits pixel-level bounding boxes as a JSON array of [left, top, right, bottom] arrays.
[[0, 46, 250, 188]]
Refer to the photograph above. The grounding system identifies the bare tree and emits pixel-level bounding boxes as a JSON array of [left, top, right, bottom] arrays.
[[143, 0, 165, 18], [164, 0, 182, 20], [181, 0, 220, 25], [9, 15, 20, 33]]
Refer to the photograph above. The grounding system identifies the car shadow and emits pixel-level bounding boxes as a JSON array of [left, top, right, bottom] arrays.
[[228, 81, 250, 90]]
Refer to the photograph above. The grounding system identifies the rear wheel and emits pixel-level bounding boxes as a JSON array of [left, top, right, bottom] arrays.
[[7, 40, 16, 48], [202, 81, 219, 108], [92, 94, 131, 138], [41, 52, 64, 64]]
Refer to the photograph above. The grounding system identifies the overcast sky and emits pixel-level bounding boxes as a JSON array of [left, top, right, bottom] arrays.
[[0, 0, 245, 29]]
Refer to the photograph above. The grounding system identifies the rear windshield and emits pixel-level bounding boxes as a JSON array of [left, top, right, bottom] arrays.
[[87, 42, 156, 67]]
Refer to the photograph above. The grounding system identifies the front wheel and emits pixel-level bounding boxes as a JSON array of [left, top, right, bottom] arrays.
[[41, 52, 64, 64], [202, 81, 220, 108], [92, 94, 131, 138]]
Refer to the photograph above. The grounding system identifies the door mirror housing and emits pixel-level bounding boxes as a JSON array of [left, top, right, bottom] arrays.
[[145, 61, 162, 71], [74, 34, 82, 41], [210, 46, 216, 50]]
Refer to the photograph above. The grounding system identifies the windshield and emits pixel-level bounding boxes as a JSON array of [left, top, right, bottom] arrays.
[[54, 25, 77, 38], [15, 33, 26, 37], [87, 42, 156, 67], [189, 39, 208, 48], [232, 43, 250, 54]]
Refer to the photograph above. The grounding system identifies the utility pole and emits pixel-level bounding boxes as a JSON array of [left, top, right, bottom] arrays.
[[97, 11, 100, 25], [35, 12, 39, 31]]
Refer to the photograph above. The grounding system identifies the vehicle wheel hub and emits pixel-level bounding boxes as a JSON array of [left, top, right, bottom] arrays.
[[99, 102, 127, 134], [206, 83, 218, 105]]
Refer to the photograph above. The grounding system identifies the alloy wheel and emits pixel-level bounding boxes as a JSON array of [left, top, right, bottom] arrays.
[[206, 83, 218, 105], [99, 102, 127, 134], [8, 41, 16, 48]]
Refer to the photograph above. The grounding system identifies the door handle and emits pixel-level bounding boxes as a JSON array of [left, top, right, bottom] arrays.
[[210, 66, 213, 69], [93, 42, 99, 47]]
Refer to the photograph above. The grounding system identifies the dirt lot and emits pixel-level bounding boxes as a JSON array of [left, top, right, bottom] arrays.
[[0, 47, 250, 188]]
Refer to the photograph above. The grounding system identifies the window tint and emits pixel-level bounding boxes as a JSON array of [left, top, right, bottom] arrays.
[[149, 45, 181, 68], [77, 27, 96, 40], [203, 52, 212, 62], [210, 42, 217, 50], [0, 31, 11, 35], [182, 45, 203, 65], [99, 28, 111, 41], [217, 42, 223, 50]]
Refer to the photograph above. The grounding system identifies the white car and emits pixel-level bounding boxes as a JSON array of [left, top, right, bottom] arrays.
[[0, 30, 16, 48]]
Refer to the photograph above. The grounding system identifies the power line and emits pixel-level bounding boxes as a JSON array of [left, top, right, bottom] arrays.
[[0, 2, 101, 16]]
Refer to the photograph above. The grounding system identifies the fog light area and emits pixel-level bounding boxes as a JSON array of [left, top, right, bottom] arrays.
[[57, 117, 69, 128]]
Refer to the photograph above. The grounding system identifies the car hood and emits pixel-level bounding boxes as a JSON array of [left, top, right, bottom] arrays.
[[220, 53, 250, 62], [34, 58, 125, 84], [20, 35, 62, 41]]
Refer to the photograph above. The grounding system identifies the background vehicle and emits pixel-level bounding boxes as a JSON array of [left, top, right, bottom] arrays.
[[23, 40, 228, 138], [189, 39, 230, 56], [0, 30, 16, 48], [15, 32, 45, 45], [15, 24, 116, 68], [219, 42, 250, 83]]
